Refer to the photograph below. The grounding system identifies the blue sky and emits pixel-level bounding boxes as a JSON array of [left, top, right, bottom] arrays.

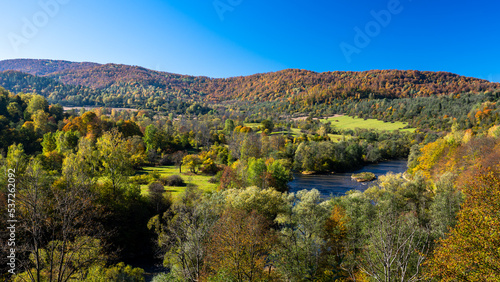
[[1, 0, 499, 81]]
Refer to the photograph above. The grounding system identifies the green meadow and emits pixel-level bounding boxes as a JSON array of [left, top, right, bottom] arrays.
[[320, 115, 415, 132], [244, 115, 414, 140], [139, 166, 218, 199]]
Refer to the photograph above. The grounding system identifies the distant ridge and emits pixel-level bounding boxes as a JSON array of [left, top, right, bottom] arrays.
[[0, 59, 99, 76], [1, 59, 499, 104]]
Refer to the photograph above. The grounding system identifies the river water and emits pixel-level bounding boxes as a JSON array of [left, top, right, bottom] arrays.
[[288, 159, 408, 197]]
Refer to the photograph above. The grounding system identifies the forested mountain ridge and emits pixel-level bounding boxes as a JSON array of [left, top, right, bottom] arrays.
[[0, 70, 207, 112], [200, 69, 500, 102], [1, 59, 499, 106], [47, 63, 207, 90], [0, 58, 98, 76]]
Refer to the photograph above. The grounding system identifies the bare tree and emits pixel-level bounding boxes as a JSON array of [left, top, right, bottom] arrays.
[[171, 151, 187, 173], [149, 189, 222, 282], [359, 211, 430, 282], [16, 158, 107, 282]]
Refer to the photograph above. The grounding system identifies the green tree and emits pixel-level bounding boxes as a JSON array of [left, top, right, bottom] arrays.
[[429, 172, 463, 238], [224, 119, 235, 134], [224, 186, 289, 222], [7, 101, 23, 120], [55, 130, 80, 154], [247, 157, 267, 188], [143, 124, 165, 153], [273, 189, 332, 281], [32, 109, 50, 133], [26, 94, 49, 115], [48, 104, 64, 121], [267, 159, 293, 192], [85, 262, 145, 282], [261, 118, 274, 132], [96, 129, 133, 193], [41, 132, 57, 153]]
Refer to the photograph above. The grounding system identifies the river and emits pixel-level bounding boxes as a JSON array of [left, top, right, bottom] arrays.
[[288, 159, 408, 197]]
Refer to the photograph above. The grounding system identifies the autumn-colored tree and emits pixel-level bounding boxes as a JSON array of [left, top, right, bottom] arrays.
[[408, 138, 448, 178], [182, 154, 202, 174], [204, 208, 278, 281], [322, 205, 350, 279], [425, 167, 500, 281], [62, 111, 102, 139], [218, 165, 243, 190], [117, 119, 143, 137]]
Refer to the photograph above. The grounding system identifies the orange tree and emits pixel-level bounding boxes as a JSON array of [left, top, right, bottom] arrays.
[[425, 167, 500, 281]]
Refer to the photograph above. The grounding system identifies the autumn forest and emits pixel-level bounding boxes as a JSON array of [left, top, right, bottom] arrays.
[[1, 59, 500, 281]]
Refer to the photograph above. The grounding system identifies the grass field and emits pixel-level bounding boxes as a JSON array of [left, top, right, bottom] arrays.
[[245, 115, 414, 138], [139, 166, 218, 199], [243, 122, 261, 129], [321, 115, 415, 132]]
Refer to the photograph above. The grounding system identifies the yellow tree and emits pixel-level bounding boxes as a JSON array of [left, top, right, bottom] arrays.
[[182, 154, 202, 174], [425, 167, 500, 281]]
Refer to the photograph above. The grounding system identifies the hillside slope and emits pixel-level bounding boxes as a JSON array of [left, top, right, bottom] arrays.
[[1, 59, 499, 105]]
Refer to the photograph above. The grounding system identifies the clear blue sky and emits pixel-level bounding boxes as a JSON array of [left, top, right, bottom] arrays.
[[1, 0, 499, 81]]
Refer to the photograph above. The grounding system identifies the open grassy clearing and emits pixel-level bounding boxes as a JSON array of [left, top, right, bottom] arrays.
[[321, 115, 415, 132], [245, 115, 414, 141], [243, 122, 261, 129], [328, 134, 348, 142], [139, 166, 218, 199]]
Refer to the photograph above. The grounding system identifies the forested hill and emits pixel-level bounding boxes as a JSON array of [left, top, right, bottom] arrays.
[[0, 71, 105, 105], [47, 63, 208, 91], [0, 59, 98, 76], [200, 69, 500, 102], [1, 59, 499, 105]]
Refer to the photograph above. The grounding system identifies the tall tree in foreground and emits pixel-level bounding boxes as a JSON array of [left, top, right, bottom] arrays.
[[95, 129, 133, 193], [14, 155, 107, 282], [272, 189, 332, 281], [149, 188, 222, 282], [204, 208, 278, 282], [425, 167, 500, 281]]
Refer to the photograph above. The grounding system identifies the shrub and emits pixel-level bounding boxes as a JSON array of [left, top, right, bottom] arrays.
[[130, 173, 154, 185], [159, 155, 174, 166], [148, 182, 165, 195], [161, 175, 186, 187]]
